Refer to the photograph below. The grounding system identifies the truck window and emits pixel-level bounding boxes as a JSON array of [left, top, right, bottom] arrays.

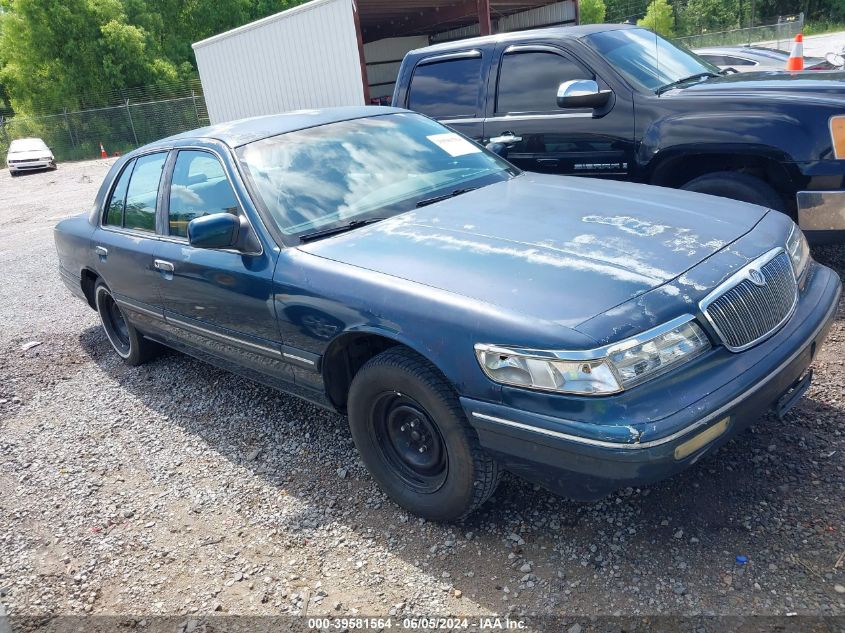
[[408, 58, 482, 119], [496, 51, 592, 114]]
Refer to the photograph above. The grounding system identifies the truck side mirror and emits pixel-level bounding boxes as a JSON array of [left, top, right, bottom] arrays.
[[557, 80, 613, 109]]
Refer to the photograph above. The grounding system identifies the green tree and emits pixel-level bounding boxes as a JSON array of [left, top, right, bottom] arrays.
[[637, 0, 675, 35], [580, 0, 607, 24]]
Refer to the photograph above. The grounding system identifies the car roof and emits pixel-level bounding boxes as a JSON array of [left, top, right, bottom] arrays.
[[407, 23, 637, 56], [147, 106, 401, 150]]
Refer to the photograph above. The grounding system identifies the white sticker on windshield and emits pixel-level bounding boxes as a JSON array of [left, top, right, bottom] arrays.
[[426, 133, 481, 157]]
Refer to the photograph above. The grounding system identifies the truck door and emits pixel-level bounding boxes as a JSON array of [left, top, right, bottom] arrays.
[[483, 44, 634, 179], [402, 50, 486, 143]]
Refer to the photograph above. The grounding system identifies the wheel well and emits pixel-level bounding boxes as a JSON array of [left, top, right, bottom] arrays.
[[649, 153, 795, 207], [322, 333, 402, 412], [81, 269, 99, 310]]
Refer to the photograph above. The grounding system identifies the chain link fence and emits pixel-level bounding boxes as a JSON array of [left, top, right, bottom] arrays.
[[675, 13, 804, 50], [0, 82, 210, 163]]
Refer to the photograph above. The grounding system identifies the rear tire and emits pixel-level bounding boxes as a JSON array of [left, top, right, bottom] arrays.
[[347, 347, 500, 521], [680, 171, 785, 212], [94, 280, 159, 366]]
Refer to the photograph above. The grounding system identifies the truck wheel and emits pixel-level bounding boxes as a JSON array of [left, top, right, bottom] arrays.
[[680, 172, 785, 212], [347, 347, 501, 521], [94, 280, 159, 366]]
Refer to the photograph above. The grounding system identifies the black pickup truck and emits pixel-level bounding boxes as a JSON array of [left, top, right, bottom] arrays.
[[392, 24, 845, 242]]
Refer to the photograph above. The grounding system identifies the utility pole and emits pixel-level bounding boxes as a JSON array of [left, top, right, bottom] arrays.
[[124, 98, 139, 147]]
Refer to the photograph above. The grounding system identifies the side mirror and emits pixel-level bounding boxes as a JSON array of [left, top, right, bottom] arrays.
[[188, 213, 240, 249], [556, 80, 613, 109]]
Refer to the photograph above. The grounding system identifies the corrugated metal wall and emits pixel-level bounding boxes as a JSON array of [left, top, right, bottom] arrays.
[[364, 36, 429, 101], [193, 0, 365, 124], [430, 0, 576, 42]]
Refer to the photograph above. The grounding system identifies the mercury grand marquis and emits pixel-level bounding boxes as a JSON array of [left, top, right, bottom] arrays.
[[54, 107, 842, 520]]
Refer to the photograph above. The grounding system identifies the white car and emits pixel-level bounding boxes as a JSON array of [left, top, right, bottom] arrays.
[[6, 138, 56, 176]]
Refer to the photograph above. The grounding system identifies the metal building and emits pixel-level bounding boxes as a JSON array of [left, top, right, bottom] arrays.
[[193, 0, 578, 123]]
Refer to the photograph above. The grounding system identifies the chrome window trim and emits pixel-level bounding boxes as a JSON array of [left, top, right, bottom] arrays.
[[470, 273, 840, 451], [699, 247, 798, 353], [98, 145, 264, 257], [475, 314, 698, 362]]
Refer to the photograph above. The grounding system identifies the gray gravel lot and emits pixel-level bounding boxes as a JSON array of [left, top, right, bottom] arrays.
[[1, 159, 845, 624]]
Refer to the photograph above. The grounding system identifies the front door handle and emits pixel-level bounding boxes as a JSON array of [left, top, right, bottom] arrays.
[[154, 259, 174, 272], [488, 132, 522, 145], [536, 158, 560, 167], [95, 246, 108, 259]]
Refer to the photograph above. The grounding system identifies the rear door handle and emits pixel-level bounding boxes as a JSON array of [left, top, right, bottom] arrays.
[[95, 246, 108, 259], [154, 259, 174, 272]]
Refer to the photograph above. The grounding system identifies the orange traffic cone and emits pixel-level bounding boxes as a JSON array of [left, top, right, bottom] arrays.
[[99, 142, 107, 159], [786, 34, 804, 71]]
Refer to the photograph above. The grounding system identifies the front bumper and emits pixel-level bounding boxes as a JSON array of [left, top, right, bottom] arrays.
[[9, 159, 55, 172], [797, 190, 845, 242], [461, 264, 842, 501]]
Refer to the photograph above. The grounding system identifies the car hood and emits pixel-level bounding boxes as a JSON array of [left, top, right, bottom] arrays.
[[299, 174, 766, 329], [673, 70, 845, 98], [8, 149, 52, 160]]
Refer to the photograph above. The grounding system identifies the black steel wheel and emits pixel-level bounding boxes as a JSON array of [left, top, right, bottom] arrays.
[[94, 280, 160, 366], [348, 346, 500, 521], [369, 392, 448, 494]]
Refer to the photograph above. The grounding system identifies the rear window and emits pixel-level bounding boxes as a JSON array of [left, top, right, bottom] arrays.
[[123, 152, 166, 233], [408, 57, 482, 119], [105, 160, 135, 226]]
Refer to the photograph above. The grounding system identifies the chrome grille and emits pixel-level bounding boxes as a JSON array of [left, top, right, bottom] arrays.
[[702, 250, 797, 352]]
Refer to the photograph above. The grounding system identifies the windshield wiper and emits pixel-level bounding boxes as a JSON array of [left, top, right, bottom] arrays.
[[415, 187, 479, 208], [299, 217, 386, 243], [656, 72, 719, 95]]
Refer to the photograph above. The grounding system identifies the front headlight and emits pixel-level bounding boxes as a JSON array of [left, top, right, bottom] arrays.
[[475, 319, 710, 396], [786, 222, 810, 278]]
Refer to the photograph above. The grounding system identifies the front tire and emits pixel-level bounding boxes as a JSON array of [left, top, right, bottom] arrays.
[[347, 347, 500, 521], [94, 281, 159, 366], [680, 171, 785, 212]]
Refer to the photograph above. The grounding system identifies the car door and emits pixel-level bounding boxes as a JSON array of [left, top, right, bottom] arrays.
[[152, 146, 294, 387], [91, 151, 169, 334], [403, 50, 487, 142], [483, 43, 635, 179]]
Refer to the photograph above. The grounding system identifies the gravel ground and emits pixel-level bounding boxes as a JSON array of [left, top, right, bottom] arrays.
[[1, 159, 845, 627]]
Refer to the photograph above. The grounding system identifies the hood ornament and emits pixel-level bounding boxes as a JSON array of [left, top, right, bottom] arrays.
[[747, 268, 766, 286]]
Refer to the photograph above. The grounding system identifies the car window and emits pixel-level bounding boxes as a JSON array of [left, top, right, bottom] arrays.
[[168, 150, 239, 238], [237, 112, 517, 240], [699, 54, 727, 65], [496, 51, 593, 114], [9, 139, 48, 152], [585, 28, 721, 93], [124, 152, 166, 233], [408, 57, 482, 119], [105, 159, 136, 226]]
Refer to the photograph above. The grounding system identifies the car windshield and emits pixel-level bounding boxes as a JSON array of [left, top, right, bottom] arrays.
[[585, 28, 721, 93], [236, 112, 518, 240], [9, 138, 48, 152]]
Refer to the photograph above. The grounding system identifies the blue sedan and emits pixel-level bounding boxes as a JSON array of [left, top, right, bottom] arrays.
[[54, 107, 842, 520]]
